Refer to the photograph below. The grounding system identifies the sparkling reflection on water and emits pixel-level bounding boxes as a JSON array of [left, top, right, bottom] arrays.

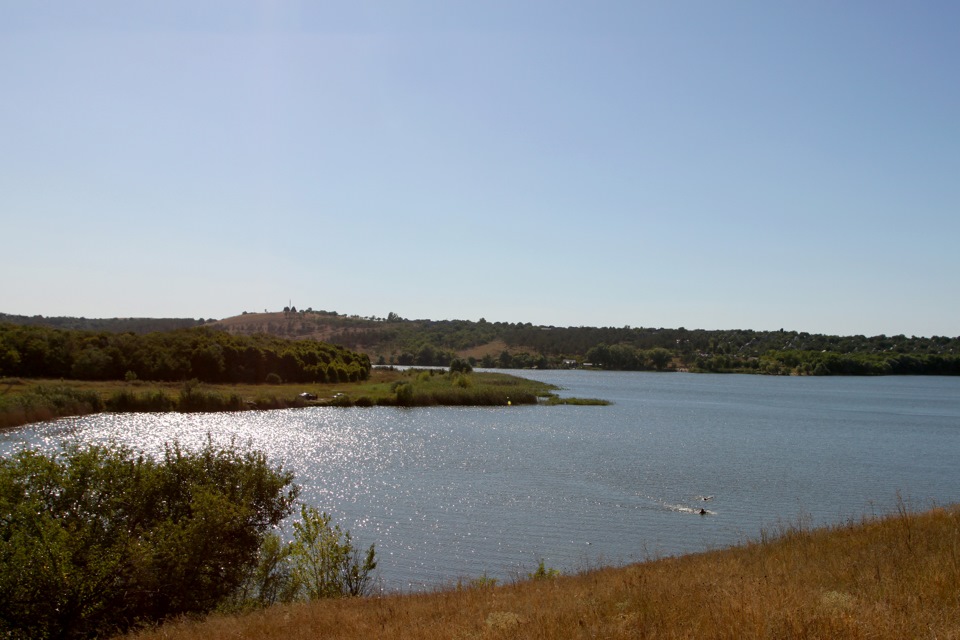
[[3, 371, 959, 591]]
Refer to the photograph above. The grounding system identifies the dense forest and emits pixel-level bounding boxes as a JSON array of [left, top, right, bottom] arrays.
[[0, 324, 371, 384], [3, 309, 958, 376], [0, 312, 207, 333], [212, 309, 959, 375]]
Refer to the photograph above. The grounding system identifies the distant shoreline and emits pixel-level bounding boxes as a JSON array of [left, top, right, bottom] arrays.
[[0, 369, 609, 430]]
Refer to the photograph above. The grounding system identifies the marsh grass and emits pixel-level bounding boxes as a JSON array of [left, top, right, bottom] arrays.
[[123, 505, 960, 640], [363, 369, 607, 407], [0, 370, 606, 429], [0, 383, 104, 428]]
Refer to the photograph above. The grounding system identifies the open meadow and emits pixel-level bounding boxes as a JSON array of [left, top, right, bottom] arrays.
[[124, 505, 960, 640]]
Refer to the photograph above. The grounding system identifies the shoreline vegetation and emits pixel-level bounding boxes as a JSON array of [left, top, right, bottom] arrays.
[[122, 503, 960, 640], [0, 368, 609, 430]]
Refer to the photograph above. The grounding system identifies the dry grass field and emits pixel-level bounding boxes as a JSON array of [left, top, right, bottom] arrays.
[[125, 504, 960, 640]]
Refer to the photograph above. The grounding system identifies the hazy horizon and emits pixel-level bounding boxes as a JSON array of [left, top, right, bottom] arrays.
[[2, 306, 954, 340]]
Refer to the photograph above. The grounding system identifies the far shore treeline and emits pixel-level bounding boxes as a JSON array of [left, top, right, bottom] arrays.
[[2, 309, 959, 377], [216, 309, 960, 375], [0, 324, 371, 384]]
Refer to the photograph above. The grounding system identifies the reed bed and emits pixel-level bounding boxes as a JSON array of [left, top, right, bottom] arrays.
[[125, 505, 960, 640], [1, 370, 601, 429], [0, 382, 105, 428]]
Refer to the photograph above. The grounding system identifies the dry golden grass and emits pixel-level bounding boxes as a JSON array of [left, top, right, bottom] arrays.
[[125, 505, 960, 640]]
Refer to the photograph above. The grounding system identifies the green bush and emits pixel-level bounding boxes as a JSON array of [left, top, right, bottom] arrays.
[[452, 372, 472, 388], [394, 382, 415, 406], [0, 439, 299, 639], [528, 559, 560, 580], [449, 358, 473, 374], [229, 507, 378, 610], [290, 505, 378, 599], [227, 532, 299, 610]]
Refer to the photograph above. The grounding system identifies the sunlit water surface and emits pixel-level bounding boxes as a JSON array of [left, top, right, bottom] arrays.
[[3, 371, 959, 591]]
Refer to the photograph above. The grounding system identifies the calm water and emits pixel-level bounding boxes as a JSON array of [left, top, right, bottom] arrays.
[[3, 371, 959, 591]]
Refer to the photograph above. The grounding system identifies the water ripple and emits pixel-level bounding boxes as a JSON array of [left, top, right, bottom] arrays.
[[3, 374, 959, 591]]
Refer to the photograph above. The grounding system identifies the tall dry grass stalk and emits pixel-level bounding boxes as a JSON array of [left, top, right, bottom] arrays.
[[125, 505, 960, 640]]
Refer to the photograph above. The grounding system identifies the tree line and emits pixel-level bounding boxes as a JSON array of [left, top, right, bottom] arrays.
[[695, 349, 960, 376], [235, 311, 959, 375], [0, 324, 371, 384], [4, 310, 958, 375], [0, 312, 207, 333]]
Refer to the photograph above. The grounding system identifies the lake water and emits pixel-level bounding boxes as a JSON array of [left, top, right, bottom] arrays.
[[2, 371, 959, 591]]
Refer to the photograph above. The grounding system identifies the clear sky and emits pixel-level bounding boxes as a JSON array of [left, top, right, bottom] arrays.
[[2, 2, 958, 337]]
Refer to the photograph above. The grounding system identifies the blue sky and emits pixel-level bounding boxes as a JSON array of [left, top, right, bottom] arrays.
[[2, 2, 958, 337]]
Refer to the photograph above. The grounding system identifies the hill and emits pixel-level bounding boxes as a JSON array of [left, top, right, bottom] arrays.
[[0, 312, 207, 334], [211, 309, 960, 375], [3, 309, 958, 375]]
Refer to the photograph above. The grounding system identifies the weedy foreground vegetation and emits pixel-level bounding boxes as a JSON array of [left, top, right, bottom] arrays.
[[123, 504, 960, 640], [0, 440, 379, 639]]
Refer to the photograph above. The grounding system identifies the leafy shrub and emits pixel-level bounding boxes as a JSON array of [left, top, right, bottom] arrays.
[[290, 506, 378, 599], [394, 382, 415, 406], [228, 533, 299, 610], [528, 559, 560, 580], [0, 439, 299, 639], [452, 372, 472, 389], [230, 507, 378, 610], [449, 358, 473, 373]]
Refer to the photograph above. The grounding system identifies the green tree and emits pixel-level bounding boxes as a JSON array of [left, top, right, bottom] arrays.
[[290, 505, 378, 599], [415, 344, 437, 366], [648, 347, 672, 371], [585, 343, 611, 367], [229, 532, 299, 609], [449, 358, 473, 373], [69, 346, 114, 379], [393, 381, 415, 406], [0, 347, 20, 375], [0, 440, 299, 639]]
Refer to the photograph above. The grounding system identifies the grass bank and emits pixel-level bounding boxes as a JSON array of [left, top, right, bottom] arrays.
[[0, 369, 607, 429], [124, 504, 960, 640]]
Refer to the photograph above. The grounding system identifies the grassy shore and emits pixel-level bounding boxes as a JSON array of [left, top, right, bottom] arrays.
[[0, 369, 608, 429], [122, 504, 960, 640]]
